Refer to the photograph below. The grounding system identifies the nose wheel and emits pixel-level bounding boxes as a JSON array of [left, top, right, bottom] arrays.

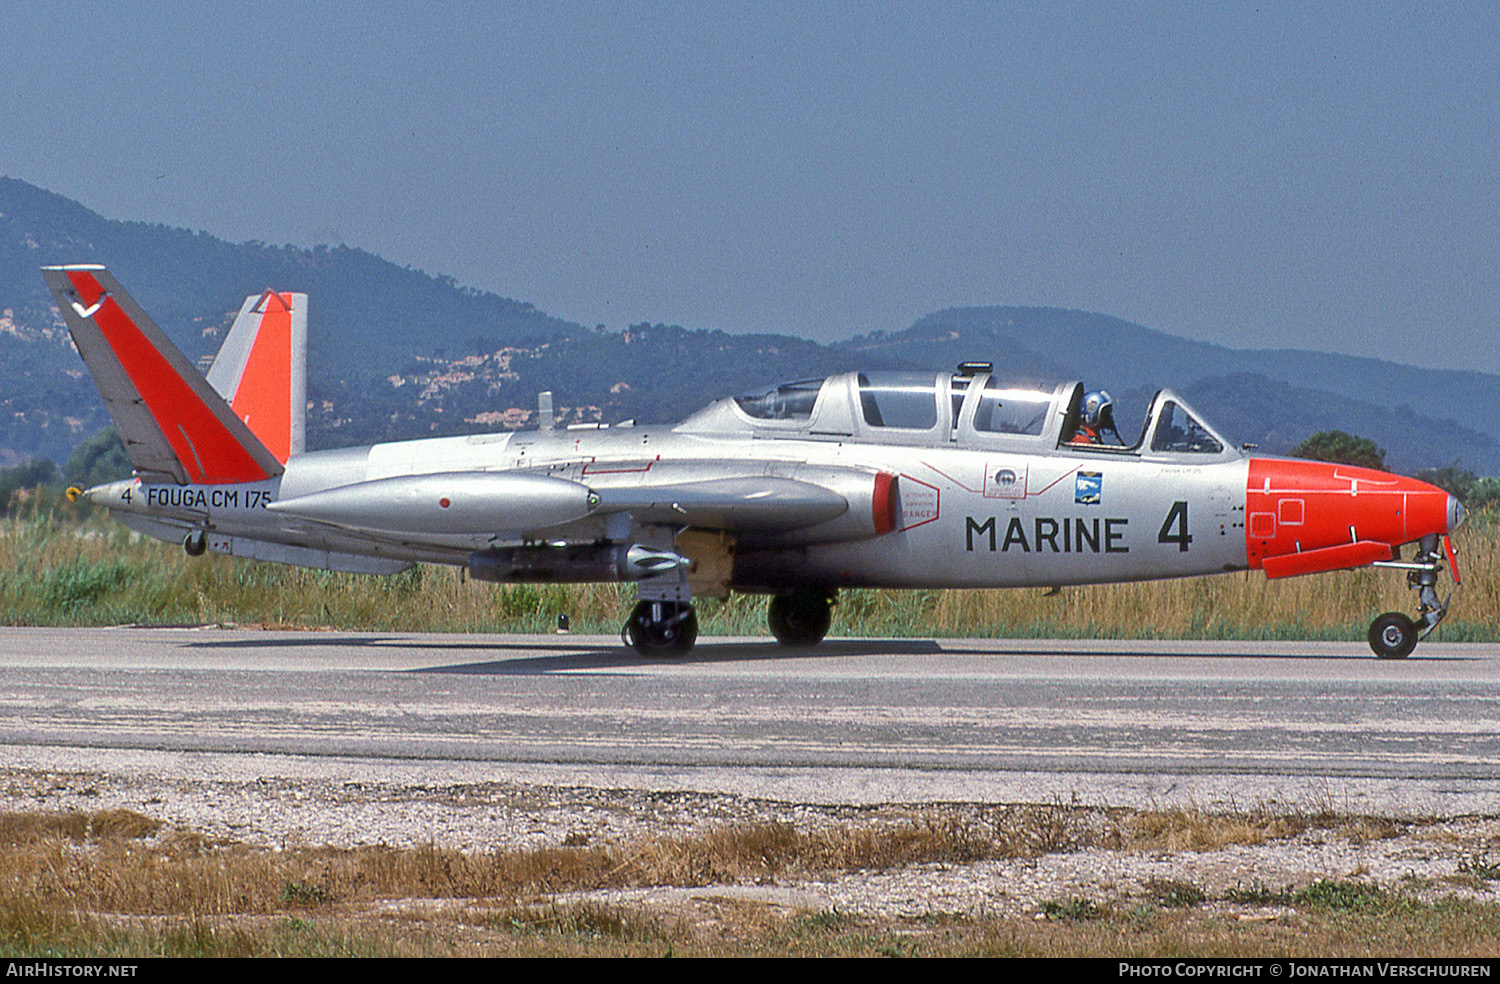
[[1367, 534, 1453, 659], [623, 599, 698, 657], [1368, 612, 1417, 660]]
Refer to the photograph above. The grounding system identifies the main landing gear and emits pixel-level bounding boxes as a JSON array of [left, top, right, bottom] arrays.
[[768, 588, 834, 648], [1368, 534, 1454, 659], [621, 589, 836, 656], [623, 599, 698, 657]]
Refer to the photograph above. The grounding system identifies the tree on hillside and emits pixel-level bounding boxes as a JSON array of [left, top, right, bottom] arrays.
[[0, 458, 58, 516], [1292, 430, 1386, 470], [1414, 464, 1500, 511], [64, 427, 132, 489]]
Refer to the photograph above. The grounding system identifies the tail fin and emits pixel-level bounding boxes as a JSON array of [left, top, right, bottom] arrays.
[[206, 289, 307, 463], [42, 265, 284, 485]]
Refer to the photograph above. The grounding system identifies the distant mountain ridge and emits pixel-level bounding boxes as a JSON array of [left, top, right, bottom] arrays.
[[0, 178, 575, 371], [834, 307, 1500, 472], [0, 177, 1495, 474], [858, 305, 1500, 442]]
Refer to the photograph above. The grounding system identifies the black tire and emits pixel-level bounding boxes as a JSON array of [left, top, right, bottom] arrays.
[[768, 590, 832, 647], [624, 600, 698, 657], [1368, 611, 1418, 659]]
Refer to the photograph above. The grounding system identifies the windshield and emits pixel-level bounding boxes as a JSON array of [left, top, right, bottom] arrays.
[[1150, 400, 1225, 454]]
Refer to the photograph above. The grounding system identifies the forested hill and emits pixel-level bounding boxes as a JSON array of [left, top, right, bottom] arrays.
[[846, 306, 1500, 450], [0, 177, 1495, 475], [0, 177, 575, 372]]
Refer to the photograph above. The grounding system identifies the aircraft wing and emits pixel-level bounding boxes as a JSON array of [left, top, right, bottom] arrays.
[[266, 471, 868, 543]]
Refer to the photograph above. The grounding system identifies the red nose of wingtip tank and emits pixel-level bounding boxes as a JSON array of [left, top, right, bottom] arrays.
[[1246, 458, 1454, 577]]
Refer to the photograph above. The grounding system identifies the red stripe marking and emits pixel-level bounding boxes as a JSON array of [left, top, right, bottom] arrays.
[[1444, 535, 1462, 586], [582, 457, 659, 475], [68, 271, 271, 484], [872, 471, 897, 535]]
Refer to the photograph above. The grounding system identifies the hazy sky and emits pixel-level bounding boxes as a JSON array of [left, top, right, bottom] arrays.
[[3, 1, 1496, 373]]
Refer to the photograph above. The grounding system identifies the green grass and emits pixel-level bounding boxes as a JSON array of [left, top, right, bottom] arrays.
[[1, 504, 1495, 642]]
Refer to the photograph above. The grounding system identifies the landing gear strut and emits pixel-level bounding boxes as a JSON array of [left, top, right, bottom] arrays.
[[1369, 534, 1452, 659], [623, 599, 697, 657], [767, 588, 834, 647]]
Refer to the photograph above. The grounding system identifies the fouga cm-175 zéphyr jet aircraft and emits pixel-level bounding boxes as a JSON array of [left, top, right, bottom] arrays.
[[44, 265, 1466, 659]]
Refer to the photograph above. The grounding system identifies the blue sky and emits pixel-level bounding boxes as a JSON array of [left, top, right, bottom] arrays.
[[3, 1, 1496, 373]]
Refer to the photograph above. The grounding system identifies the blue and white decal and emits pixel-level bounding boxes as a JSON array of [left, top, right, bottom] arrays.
[[1075, 471, 1102, 505]]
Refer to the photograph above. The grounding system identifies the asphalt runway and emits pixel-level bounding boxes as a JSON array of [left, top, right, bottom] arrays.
[[4, 627, 1500, 813]]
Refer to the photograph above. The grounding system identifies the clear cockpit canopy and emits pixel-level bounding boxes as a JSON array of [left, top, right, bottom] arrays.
[[1148, 398, 1225, 454], [698, 368, 1240, 459], [856, 373, 939, 430], [971, 378, 1053, 437]]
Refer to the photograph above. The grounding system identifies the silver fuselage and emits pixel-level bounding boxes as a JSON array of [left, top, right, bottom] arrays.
[[90, 371, 1253, 591]]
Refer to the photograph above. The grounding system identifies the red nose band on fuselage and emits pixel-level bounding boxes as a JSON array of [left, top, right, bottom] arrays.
[[1246, 458, 1451, 576]]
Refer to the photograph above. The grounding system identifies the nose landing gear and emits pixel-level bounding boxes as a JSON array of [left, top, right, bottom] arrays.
[[1368, 534, 1453, 659]]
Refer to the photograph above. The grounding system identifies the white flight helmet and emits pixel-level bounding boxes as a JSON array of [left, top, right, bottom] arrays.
[[1082, 389, 1113, 429]]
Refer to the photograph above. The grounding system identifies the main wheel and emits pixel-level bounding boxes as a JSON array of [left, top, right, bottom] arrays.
[[767, 589, 832, 647], [623, 600, 698, 657], [1368, 611, 1417, 659]]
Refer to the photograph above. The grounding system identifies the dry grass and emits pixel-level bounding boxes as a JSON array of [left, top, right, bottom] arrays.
[[0, 808, 162, 845], [0, 800, 1460, 958], [0, 811, 1078, 919], [0, 800, 1439, 949]]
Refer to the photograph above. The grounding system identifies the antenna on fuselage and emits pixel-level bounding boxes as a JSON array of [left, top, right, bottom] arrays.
[[538, 391, 555, 432]]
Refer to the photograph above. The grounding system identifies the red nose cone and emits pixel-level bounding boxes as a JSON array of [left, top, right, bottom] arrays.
[[1246, 458, 1451, 572]]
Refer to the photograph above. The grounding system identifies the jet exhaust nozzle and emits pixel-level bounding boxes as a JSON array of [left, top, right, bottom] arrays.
[[467, 544, 689, 584]]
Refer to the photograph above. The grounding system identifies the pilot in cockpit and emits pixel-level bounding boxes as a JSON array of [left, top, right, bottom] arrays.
[[1070, 389, 1117, 445]]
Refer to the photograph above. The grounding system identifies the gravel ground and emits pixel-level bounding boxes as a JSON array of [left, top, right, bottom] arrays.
[[7, 757, 1500, 924]]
